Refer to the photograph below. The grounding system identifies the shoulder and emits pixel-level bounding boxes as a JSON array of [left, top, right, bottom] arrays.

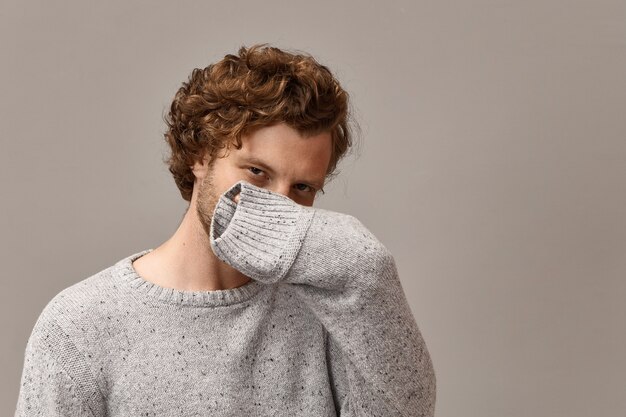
[[31, 257, 129, 341], [19, 265, 115, 417]]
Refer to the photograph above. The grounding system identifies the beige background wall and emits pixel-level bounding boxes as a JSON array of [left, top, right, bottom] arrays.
[[1, 1, 624, 416]]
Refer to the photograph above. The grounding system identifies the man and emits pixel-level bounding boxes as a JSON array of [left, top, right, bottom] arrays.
[[15, 44, 436, 416]]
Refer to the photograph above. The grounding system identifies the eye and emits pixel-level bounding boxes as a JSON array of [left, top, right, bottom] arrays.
[[295, 183, 319, 194], [296, 183, 324, 194], [247, 166, 264, 176]]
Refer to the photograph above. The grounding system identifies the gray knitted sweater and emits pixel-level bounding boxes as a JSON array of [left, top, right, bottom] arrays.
[[15, 180, 436, 416]]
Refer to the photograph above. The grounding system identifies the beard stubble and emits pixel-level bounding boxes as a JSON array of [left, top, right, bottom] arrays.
[[195, 163, 220, 240]]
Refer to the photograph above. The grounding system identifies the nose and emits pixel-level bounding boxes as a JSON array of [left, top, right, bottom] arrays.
[[233, 182, 294, 204], [269, 182, 293, 200]]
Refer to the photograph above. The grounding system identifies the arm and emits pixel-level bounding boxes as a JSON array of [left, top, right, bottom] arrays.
[[210, 180, 436, 417], [15, 307, 105, 416]]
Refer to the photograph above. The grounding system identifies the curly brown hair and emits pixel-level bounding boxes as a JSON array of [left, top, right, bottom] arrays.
[[162, 43, 357, 202]]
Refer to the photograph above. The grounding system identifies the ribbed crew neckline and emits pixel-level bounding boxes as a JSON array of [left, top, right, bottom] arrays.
[[116, 248, 264, 307]]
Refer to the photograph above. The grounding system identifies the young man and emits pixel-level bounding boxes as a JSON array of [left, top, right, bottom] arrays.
[[15, 44, 436, 416]]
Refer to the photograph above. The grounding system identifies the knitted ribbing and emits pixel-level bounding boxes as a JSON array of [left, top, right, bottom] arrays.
[[210, 180, 315, 283], [119, 248, 265, 307]]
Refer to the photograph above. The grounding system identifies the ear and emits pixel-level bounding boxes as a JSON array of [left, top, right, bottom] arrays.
[[190, 149, 211, 180]]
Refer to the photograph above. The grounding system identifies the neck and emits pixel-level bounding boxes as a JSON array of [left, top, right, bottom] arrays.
[[132, 193, 252, 292]]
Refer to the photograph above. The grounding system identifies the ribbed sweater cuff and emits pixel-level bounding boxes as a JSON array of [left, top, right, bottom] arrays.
[[209, 180, 315, 283]]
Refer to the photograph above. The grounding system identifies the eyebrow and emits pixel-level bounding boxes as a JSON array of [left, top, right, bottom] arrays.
[[240, 156, 325, 189]]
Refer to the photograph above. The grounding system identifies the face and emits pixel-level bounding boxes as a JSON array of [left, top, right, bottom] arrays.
[[193, 122, 332, 236]]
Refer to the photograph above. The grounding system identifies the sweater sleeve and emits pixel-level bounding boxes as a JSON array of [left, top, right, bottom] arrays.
[[210, 180, 437, 417], [14, 306, 105, 417]]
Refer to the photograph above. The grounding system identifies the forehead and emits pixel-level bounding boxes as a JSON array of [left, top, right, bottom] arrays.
[[233, 123, 332, 177]]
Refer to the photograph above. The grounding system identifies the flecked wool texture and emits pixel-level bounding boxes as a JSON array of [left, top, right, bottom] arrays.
[[15, 180, 436, 416]]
